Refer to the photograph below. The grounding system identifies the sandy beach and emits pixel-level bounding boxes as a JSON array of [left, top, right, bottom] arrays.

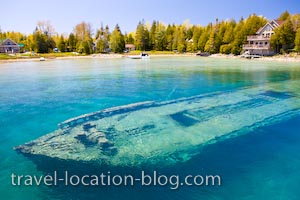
[[1, 53, 300, 63]]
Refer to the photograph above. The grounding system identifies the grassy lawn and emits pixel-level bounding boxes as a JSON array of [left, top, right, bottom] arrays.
[[0, 52, 84, 60], [0, 54, 18, 60], [0, 51, 181, 60], [38, 52, 83, 58], [125, 50, 176, 55]]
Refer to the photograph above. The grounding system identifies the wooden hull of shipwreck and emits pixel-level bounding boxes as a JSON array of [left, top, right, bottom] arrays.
[[15, 80, 300, 167]]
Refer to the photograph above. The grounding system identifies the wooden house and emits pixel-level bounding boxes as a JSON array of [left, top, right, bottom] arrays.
[[125, 44, 135, 52], [0, 38, 20, 53], [243, 20, 283, 56]]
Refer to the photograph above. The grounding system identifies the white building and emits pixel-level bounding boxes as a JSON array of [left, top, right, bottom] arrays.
[[243, 20, 283, 56]]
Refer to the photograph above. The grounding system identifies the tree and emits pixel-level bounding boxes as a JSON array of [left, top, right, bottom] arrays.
[[58, 35, 66, 52], [149, 20, 157, 50], [74, 21, 93, 54], [165, 24, 175, 51], [95, 25, 110, 53], [219, 20, 236, 54], [191, 26, 202, 52], [31, 26, 56, 53], [278, 11, 291, 21], [204, 19, 224, 53], [271, 19, 295, 53], [230, 18, 245, 55], [135, 21, 149, 50], [222, 20, 236, 44], [33, 31, 47, 53], [110, 24, 125, 53], [68, 33, 77, 52], [243, 14, 267, 40], [204, 30, 216, 53], [290, 14, 300, 30], [28, 21, 57, 53], [124, 33, 134, 44], [154, 22, 167, 50], [294, 28, 300, 52], [36, 20, 56, 36], [173, 25, 186, 52], [47, 37, 56, 52], [198, 25, 210, 52]]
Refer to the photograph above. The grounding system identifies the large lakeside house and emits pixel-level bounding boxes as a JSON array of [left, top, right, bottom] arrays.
[[243, 20, 283, 56], [0, 38, 20, 53]]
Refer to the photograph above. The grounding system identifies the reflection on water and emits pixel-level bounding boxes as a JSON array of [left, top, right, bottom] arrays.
[[1, 57, 300, 200]]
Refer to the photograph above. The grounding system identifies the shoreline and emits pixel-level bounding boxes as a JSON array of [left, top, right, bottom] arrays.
[[1, 53, 300, 63]]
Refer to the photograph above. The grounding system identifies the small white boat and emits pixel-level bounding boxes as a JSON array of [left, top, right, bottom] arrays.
[[127, 52, 150, 59], [39, 57, 46, 61], [240, 51, 261, 59]]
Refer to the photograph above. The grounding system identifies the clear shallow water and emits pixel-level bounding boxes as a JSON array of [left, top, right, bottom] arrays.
[[1, 57, 300, 199]]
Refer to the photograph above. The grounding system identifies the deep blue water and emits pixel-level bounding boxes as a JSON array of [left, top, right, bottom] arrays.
[[1, 57, 300, 199]]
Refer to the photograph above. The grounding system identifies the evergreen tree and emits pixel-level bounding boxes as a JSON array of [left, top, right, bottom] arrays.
[[198, 25, 210, 52], [68, 33, 77, 52], [173, 25, 186, 52], [154, 22, 167, 50], [278, 11, 291, 21], [186, 26, 194, 40], [230, 18, 245, 55], [295, 28, 300, 52], [125, 33, 134, 44], [33, 31, 47, 53], [243, 14, 267, 42], [271, 19, 295, 53], [191, 26, 202, 52], [47, 37, 56, 52], [149, 20, 157, 50], [32, 29, 56, 53], [279, 19, 295, 50], [222, 20, 235, 44], [135, 21, 147, 50], [270, 32, 281, 53], [165, 24, 175, 51], [186, 25, 195, 52], [95, 25, 110, 53], [220, 20, 236, 54], [144, 28, 150, 50], [110, 24, 125, 53], [58, 35, 66, 52], [204, 28, 217, 53], [291, 14, 300, 30]]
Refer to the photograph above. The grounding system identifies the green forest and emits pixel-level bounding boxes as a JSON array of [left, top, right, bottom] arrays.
[[1, 11, 300, 55]]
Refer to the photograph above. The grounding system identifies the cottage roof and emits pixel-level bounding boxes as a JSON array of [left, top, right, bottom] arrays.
[[256, 20, 283, 35], [125, 44, 135, 48], [274, 20, 284, 26], [0, 38, 18, 46]]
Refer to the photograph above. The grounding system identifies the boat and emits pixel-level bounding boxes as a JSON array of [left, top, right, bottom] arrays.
[[14, 80, 300, 167], [196, 52, 210, 57], [127, 52, 150, 59], [39, 57, 46, 61], [240, 51, 262, 59]]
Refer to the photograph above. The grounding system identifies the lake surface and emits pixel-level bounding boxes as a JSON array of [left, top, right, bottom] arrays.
[[1, 56, 300, 200]]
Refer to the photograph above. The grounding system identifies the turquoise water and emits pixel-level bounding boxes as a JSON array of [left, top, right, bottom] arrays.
[[1, 57, 300, 199]]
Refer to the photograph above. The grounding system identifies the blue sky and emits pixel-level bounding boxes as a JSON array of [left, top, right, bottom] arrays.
[[0, 0, 299, 35]]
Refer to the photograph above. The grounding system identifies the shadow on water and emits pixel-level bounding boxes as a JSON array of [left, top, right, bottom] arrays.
[[25, 115, 300, 200]]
